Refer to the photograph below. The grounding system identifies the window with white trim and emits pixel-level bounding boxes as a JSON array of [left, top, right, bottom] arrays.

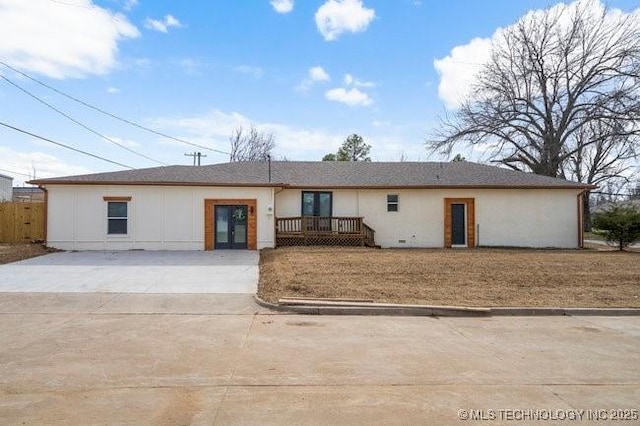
[[107, 201, 128, 234], [387, 194, 398, 212]]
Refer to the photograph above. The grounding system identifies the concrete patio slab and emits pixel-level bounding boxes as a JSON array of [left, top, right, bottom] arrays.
[[0, 250, 258, 293]]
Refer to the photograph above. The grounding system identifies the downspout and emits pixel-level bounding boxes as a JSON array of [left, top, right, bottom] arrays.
[[577, 190, 585, 248], [39, 185, 48, 246]]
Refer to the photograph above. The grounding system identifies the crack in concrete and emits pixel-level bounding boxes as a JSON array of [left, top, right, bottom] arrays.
[[211, 312, 258, 425]]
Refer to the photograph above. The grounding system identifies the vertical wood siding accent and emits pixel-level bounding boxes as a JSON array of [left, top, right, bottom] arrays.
[[444, 198, 475, 248], [204, 199, 257, 250]]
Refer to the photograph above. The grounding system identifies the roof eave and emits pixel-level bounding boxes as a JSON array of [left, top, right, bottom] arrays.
[[284, 184, 595, 190], [29, 180, 595, 190], [28, 180, 288, 188]]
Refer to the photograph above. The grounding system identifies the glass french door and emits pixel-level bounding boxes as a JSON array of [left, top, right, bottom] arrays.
[[215, 205, 248, 249], [301, 191, 332, 232]]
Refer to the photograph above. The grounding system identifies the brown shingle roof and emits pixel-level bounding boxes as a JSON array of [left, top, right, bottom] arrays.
[[29, 161, 593, 189]]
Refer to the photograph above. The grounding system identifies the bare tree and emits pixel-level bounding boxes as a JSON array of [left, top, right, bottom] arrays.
[[431, 1, 640, 183], [566, 118, 638, 229], [229, 124, 276, 162]]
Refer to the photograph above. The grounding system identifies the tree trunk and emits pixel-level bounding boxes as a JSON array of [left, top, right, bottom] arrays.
[[582, 191, 592, 232]]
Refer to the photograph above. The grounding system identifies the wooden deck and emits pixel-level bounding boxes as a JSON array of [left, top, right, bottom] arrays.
[[276, 216, 376, 247]]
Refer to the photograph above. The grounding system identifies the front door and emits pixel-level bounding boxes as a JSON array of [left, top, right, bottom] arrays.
[[451, 203, 466, 246], [215, 205, 248, 249]]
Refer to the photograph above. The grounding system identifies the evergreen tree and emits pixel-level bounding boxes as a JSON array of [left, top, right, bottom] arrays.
[[592, 207, 640, 251]]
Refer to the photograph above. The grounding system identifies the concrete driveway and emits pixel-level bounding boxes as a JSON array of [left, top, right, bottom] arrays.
[[0, 293, 638, 425], [0, 251, 258, 293]]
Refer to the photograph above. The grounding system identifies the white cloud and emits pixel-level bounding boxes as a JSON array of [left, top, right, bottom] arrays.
[[144, 14, 183, 33], [323, 72, 374, 104], [165, 15, 181, 27], [433, 37, 491, 109], [296, 66, 331, 92], [0, 147, 92, 186], [151, 109, 346, 159], [315, 0, 375, 41], [107, 87, 120, 94], [178, 58, 207, 76], [234, 65, 264, 79], [0, 0, 139, 79], [433, 0, 633, 109], [133, 57, 151, 68], [151, 109, 432, 162], [325, 87, 372, 106], [344, 74, 354, 85], [123, 0, 138, 11], [310, 66, 330, 82], [343, 73, 375, 87], [270, 0, 294, 14]]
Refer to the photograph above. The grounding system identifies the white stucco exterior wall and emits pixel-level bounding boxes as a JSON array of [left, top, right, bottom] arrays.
[[45, 185, 275, 250], [276, 188, 582, 248]]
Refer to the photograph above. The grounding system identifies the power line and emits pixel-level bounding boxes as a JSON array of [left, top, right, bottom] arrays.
[[445, 60, 484, 67], [0, 122, 133, 169], [49, 0, 91, 9], [0, 74, 167, 166], [46, 0, 95, 9], [0, 166, 33, 178], [0, 61, 231, 155]]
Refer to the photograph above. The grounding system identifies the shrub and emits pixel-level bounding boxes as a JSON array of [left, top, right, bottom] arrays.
[[592, 206, 640, 251]]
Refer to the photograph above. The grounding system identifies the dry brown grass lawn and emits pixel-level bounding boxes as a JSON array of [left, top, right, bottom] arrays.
[[0, 244, 58, 265], [258, 247, 640, 308]]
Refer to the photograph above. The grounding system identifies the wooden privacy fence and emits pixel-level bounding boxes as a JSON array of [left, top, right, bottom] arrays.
[[0, 202, 45, 243]]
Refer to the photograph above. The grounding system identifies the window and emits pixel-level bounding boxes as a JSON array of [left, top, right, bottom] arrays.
[[387, 194, 398, 212], [107, 201, 128, 234]]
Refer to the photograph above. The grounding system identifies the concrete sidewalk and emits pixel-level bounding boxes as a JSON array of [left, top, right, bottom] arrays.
[[584, 239, 640, 248], [0, 293, 638, 425], [0, 250, 258, 293]]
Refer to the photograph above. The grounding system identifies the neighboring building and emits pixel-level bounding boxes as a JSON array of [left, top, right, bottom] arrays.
[[12, 186, 45, 203], [0, 173, 13, 201], [30, 161, 593, 251]]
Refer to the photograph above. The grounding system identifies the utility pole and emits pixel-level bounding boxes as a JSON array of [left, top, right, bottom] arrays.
[[184, 152, 207, 166]]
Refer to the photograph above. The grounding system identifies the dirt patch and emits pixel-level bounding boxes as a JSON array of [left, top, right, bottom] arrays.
[[0, 243, 60, 265], [258, 247, 640, 308]]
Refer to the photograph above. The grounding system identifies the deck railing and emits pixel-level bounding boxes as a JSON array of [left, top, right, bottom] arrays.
[[276, 216, 376, 247]]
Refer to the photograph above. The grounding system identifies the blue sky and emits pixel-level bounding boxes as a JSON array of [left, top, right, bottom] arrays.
[[0, 0, 638, 185]]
